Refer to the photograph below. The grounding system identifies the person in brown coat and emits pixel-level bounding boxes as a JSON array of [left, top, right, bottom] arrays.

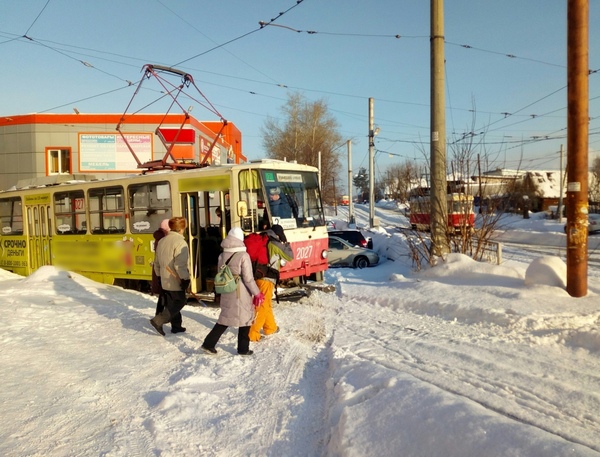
[[151, 219, 184, 332], [202, 227, 263, 355], [150, 217, 190, 336]]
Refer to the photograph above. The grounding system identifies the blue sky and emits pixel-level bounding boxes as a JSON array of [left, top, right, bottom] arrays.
[[1, 1, 599, 191]]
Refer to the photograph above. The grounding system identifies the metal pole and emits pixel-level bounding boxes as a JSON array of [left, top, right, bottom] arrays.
[[368, 98, 375, 228], [477, 154, 483, 214], [318, 150, 322, 199], [347, 140, 355, 225], [430, 0, 449, 256], [566, 0, 588, 297], [332, 176, 337, 216]]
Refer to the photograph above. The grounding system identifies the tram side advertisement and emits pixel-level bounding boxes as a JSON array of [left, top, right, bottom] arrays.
[[0, 237, 28, 270]]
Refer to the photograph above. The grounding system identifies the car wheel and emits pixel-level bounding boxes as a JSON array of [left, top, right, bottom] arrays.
[[354, 256, 369, 269]]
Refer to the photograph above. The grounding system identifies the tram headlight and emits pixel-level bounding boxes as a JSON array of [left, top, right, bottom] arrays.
[[321, 249, 328, 259]]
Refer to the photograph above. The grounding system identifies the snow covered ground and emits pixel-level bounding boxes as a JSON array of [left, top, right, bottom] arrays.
[[1, 204, 599, 457]]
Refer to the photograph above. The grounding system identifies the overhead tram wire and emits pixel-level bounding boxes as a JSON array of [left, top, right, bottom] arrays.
[[259, 23, 595, 146], [462, 66, 600, 145], [445, 41, 567, 69], [22, 0, 51, 37], [38, 84, 134, 114], [2, 31, 587, 136], [172, 0, 306, 68], [449, 87, 570, 147], [155, 0, 281, 86], [18, 35, 134, 84], [9, 0, 129, 85], [8, 6, 596, 155]]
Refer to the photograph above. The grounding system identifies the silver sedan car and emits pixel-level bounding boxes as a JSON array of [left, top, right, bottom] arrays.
[[327, 236, 379, 269]]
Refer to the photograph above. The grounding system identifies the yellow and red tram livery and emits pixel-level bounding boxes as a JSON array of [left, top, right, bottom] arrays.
[[0, 160, 329, 293]]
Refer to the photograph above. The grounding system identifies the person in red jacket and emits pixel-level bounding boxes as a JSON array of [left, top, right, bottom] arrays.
[[249, 224, 293, 342]]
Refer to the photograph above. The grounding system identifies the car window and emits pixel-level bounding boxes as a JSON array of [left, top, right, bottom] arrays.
[[329, 238, 344, 249]]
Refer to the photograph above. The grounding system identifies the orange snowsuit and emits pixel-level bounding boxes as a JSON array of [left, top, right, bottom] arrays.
[[248, 231, 293, 342], [249, 279, 277, 341]]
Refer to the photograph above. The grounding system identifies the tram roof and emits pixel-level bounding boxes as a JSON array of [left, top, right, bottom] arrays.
[[1, 160, 318, 194]]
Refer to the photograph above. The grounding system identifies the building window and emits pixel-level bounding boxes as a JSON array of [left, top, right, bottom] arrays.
[[47, 148, 71, 175]]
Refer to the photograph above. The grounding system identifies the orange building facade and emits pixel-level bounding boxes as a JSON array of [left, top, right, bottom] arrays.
[[0, 113, 245, 191]]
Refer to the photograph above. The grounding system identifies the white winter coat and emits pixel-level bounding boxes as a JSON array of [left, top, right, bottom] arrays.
[[217, 233, 260, 327]]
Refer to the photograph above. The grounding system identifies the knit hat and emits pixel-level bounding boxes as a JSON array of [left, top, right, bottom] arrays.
[[271, 224, 287, 243], [160, 219, 171, 232], [229, 227, 245, 242]]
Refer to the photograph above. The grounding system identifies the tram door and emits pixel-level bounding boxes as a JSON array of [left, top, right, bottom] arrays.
[[180, 190, 227, 294], [25, 203, 52, 272], [181, 192, 201, 293]]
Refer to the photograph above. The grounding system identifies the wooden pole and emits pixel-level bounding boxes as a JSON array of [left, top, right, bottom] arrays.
[[566, 0, 589, 297]]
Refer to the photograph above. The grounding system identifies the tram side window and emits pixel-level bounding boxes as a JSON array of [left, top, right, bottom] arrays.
[[300, 172, 325, 224], [129, 182, 172, 233], [238, 170, 263, 232], [0, 197, 24, 235], [54, 191, 86, 235], [88, 186, 125, 234]]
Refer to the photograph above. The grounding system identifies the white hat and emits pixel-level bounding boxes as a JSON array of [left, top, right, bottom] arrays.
[[229, 227, 244, 241], [269, 187, 281, 195]]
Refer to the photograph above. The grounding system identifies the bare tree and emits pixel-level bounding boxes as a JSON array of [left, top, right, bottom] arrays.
[[590, 156, 600, 206], [399, 105, 525, 267], [261, 93, 342, 204], [382, 161, 420, 203]]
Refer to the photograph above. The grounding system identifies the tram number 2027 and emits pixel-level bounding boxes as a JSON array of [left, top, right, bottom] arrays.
[[295, 245, 313, 260]]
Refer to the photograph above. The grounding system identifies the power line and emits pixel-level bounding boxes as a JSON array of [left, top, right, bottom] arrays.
[[23, 0, 51, 37], [173, 0, 306, 67], [38, 85, 134, 113]]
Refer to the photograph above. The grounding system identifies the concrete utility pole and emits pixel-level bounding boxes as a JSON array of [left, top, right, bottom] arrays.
[[566, 0, 589, 297], [347, 140, 355, 225], [368, 98, 376, 228], [558, 144, 564, 223], [430, 0, 449, 256]]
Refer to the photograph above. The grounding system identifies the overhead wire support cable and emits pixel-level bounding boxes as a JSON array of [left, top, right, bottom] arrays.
[[173, 0, 305, 68], [23, 0, 51, 37]]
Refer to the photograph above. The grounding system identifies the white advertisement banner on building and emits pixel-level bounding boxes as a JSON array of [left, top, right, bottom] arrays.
[[79, 133, 152, 172]]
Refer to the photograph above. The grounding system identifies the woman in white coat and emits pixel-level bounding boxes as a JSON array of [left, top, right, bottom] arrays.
[[202, 227, 264, 355]]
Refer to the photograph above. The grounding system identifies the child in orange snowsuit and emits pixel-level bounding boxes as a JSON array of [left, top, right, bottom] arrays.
[[249, 225, 293, 342]]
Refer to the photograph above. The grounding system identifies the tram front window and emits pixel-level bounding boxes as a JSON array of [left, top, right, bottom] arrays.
[[260, 170, 324, 230]]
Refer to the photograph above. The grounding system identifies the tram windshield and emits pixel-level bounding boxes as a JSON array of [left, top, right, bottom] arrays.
[[238, 169, 324, 231]]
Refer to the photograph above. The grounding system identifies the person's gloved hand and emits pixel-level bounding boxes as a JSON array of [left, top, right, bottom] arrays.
[[252, 292, 265, 308], [180, 279, 191, 291]]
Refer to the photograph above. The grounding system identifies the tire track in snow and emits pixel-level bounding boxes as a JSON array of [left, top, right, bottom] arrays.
[[329, 294, 600, 453]]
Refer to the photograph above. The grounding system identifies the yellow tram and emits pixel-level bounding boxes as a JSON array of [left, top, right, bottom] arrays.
[[0, 160, 329, 293]]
